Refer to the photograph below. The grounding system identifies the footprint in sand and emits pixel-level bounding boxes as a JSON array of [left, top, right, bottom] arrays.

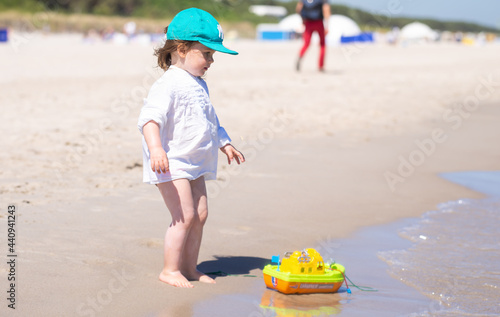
[[138, 238, 163, 248]]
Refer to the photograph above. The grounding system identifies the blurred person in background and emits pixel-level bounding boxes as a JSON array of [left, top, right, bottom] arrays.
[[296, 0, 331, 72]]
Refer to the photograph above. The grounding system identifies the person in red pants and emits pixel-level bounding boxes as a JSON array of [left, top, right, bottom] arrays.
[[296, 0, 331, 72]]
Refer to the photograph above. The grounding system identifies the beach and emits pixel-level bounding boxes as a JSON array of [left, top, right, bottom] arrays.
[[1, 33, 500, 316]]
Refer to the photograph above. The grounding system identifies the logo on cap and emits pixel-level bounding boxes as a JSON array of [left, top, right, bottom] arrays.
[[217, 24, 224, 40]]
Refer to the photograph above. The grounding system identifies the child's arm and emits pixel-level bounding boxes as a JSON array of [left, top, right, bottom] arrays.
[[143, 121, 169, 173], [220, 144, 245, 165]]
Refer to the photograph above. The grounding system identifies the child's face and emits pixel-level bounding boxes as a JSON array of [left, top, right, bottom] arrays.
[[182, 43, 215, 77]]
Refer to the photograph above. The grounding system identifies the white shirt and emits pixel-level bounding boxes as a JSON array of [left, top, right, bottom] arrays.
[[137, 66, 231, 184]]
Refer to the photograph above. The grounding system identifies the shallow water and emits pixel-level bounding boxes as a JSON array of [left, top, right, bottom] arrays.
[[192, 171, 500, 317], [379, 171, 500, 316]]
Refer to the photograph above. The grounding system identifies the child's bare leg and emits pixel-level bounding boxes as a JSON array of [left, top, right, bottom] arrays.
[[157, 179, 196, 288], [181, 177, 215, 284]]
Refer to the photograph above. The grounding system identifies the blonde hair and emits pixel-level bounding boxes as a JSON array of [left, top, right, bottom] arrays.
[[154, 26, 196, 70]]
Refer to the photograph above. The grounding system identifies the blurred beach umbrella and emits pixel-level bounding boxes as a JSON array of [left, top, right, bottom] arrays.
[[399, 22, 438, 41]]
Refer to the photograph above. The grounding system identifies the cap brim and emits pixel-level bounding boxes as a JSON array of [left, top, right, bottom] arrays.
[[199, 40, 238, 55]]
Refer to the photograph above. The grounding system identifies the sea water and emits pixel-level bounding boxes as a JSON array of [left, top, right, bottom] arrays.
[[379, 171, 500, 316]]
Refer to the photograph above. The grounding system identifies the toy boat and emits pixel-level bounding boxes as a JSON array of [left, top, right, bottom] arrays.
[[263, 248, 346, 294]]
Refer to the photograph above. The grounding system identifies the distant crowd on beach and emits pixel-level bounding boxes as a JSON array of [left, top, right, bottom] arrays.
[[2, 12, 495, 47], [82, 21, 165, 45], [78, 19, 498, 47]]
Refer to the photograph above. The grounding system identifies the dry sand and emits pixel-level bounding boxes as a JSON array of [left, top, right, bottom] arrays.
[[1, 33, 500, 316]]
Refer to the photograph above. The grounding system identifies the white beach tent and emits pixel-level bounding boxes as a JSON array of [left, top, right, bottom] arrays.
[[278, 13, 304, 33], [278, 14, 361, 46], [399, 22, 438, 41], [327, 14, 361, 46]]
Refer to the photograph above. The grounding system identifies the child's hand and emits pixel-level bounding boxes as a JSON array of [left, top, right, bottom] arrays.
[[220, 144, 245, 165], [150, 146, 169, 173], [142, 121, 169, 174]]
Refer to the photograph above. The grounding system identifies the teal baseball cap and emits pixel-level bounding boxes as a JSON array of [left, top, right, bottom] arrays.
[[166, 8, 238, 55]]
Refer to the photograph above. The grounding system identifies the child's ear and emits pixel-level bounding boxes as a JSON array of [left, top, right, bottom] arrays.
[[177, 44, 188, 58]]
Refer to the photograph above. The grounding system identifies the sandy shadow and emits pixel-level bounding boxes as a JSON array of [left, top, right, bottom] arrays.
[[198, 255, 269, 278]]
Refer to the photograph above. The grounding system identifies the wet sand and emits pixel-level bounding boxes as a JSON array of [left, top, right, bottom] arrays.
[[0, 33, 499, 316]]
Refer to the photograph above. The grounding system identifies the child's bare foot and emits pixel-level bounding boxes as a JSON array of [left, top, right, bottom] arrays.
[[185, 270, 216, 284], [159, 271, 194, 288]]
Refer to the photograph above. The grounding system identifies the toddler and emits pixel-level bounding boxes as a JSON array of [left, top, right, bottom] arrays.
[[137, 8, 244, 288]]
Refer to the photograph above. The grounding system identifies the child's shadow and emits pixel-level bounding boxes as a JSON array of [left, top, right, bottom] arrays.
[[198, 256, 269, 279]]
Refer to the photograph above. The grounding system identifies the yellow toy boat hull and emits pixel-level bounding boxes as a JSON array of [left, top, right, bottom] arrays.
[[263, 263, 345, 294]]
